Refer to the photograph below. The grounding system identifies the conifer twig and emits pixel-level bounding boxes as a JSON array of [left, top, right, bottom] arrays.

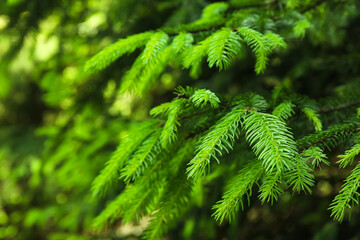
[[319, 100, 360, 113], [298, 128, 360, 152]]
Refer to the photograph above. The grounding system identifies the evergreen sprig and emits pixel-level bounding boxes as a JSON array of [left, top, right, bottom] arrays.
[[302, 107, 323, 132], [160, 99, 188, 148], [187, 106, 246, 178], [212, 160, 263, 223], [120, 129, 162, 182], [91, 120, 158, 196], [242, 111, 297, 172], [337, 142, 360, 168], [272, 101, 295, 120], [237, 27, 271, 74], [207, 28, 242, 70], [189, 89, 220, 109], [85, 32, 153, 74], [329, 161, 360, 221], [141, 32, 169, 64]]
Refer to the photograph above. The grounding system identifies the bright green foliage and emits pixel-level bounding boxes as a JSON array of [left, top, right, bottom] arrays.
[[272, 101, 295, 120], [293, 20, 313, 38], [302, 107, 323, 132], [212, 160, 263, 223], [183, 36, 213, 76], [143, 177, 192, 240], [287, 154, 314, 194], [297, 123, 359, 151], [189, 89, 220, 108], [91, 120, 158, 196], [93, 159, 166, 227], [286, 0, 300, 9], [329, 161, 360, 221], [120, 129, 162, 182], [242, 111, 297, 172], [85, 32, 153, 74], [160, 99, 187, 148], [171, 32, 194, 54], [150, 102, 174, 117], [337, 142, 360, 168], [207, 28, 242, 70], [258, 170, 283, 204], [237, 27, 271, 74], [187, 106, 246, 178], [120, 46, 173, 95], [201, 2, 229, 19], [265, 32, 287, 50], [302, 146, 329, 168], [141, 32, 169, 64]]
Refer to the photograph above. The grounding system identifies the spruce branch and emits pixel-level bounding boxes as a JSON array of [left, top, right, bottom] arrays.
[[329, 161, 360, 222], [259, 170, 283, 204], [85, 32, 153, 74], [212, 160, 263, 223], [120, 129, 162, 182], [243, 111, 297, 172], [207, 28, 242, 70], [160, 98, 188, 148], [297, 125, 360, 152], [190, 89, 221, 109], [187, 106, 246, 178], [337, 142, 360, 168], [272, 101, 295, 120], [302, 107, 323, 132], [91, 120, 159, 196]]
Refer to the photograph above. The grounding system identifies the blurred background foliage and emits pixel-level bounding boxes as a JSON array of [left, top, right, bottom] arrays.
[[1, 0, 360, 239]]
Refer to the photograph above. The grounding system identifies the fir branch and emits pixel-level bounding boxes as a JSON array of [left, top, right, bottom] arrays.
[[302, 107, 323, 132], [272, 101, 295, 120], [171, 32, 194, 54], [160, 99, 188, 148], [297, 125, 360, 152], [258, 170, 283, 204], [183, 35, 213, 70], [187, 106, 246, 178], [329, 161, 360, 222], [212, 160, 263, 223], [120, 46, 173, 95], [120, 130, 162, 182], [190, 89, 220, 109], [85, 32, 153, 74], [201, 2, 229, 19], [337, 142, 360, 168], [264, 32, 287, 50], [302, 146, 329, 168], [91, 120, 158, 196], [143, 177, 192, 240], [142, 32, 169, 64], [150, 102, 174, 117], [207, 28, 242, 70], [243, 111, 297, 172], [93, 158, 168, 228], [237, 27, 271, 74], [121, 181, 164, 223], [287, 154, 314, 194]]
